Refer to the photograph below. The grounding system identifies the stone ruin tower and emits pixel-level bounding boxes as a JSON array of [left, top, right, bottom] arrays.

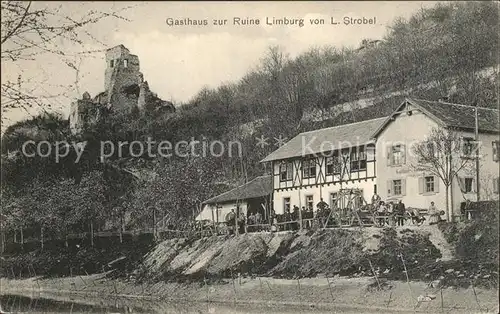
[[69, 44, 175, 134], [104, 44, 144, 112]]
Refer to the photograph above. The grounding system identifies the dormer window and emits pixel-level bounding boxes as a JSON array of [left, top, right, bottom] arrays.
[[123, 59, 128, 68]]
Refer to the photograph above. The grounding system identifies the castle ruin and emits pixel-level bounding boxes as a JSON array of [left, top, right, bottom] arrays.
[[69, 45, 175, 134]]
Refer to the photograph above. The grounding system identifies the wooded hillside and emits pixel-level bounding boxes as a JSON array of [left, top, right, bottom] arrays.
[[2, 2, 499, 237]]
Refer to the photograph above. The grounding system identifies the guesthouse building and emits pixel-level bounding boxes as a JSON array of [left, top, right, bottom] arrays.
[[261, 98, 499, 222]]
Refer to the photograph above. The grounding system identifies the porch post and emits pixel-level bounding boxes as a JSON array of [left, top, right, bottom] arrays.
[[298, 188, 303, 230]]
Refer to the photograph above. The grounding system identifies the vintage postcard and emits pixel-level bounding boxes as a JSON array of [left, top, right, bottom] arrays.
[[1, 1, 499, 313]]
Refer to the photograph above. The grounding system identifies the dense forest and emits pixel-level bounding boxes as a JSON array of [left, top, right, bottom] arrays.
[[1, 2, 499, 240]]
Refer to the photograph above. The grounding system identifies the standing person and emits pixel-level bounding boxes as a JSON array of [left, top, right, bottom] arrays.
[[396, 200, 406, 226], [301, 206, 309, 228], [316, 198, 329, 227], [292, 205, 300, 230], [428, 201, 440, 225], [317, 198, 329, 212], [284, 207, 292, 230], [236, 205, 246, 234], [247, 212, 256, 232], [226, 208, 236, 234], [371, 192, 381, 208], [271, 215, 278, 232], [255, 211, 262, 225], [377, 201, 387, 226], [387, 201, 395, 226]]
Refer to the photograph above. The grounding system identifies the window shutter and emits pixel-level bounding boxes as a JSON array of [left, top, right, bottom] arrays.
[[401, 179, 406, 196], [458, 177, 465, 192], [387, 145, 392, 166], [471, 178, 476, 193], [493, 141, 499, 162], [418, 177, 424, 194], [493, 178, 499, 194], [401, 144, 406, 164], [434, 176, 439, 193], [387, 180, 392, 197]]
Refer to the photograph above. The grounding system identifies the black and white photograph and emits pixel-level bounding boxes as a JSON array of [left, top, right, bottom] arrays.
[[0, 1, 499, 313]]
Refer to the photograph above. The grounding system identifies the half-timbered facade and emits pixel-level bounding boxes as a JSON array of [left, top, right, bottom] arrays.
[[261, 118, 387, 215]]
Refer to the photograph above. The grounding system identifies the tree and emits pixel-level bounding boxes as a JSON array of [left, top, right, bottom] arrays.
[[411, 127, 474, 221]]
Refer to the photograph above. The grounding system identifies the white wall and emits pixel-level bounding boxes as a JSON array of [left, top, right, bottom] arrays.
[[375, 105, 499, 221], [376, 108, 444, 211], [450, 131, 500, 209], [195, 202, 248, 222]]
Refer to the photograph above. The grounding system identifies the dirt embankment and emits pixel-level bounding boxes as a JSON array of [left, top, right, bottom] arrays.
[[137, 226, 497, 289]]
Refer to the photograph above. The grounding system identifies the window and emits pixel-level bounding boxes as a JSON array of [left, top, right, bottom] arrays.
[[326, 152, 341, 175], [306, 195, 314, 210], [302, 159, 316, 178], [350, 146, 367, 171], [283, 197, 291, 213], [493, 141, 499, 162], [393, 179, 402, 195], [388, 179, 406, 196], [464, 178, 473, 193], [461, 137, 477, 158], [123, 59, 128, 68], [425, 176, 435, 193], [280, 162, 293, 182], [459, 177, 475, 194], [330, 192, 338, 209], [388, 144, 405, 166], [110, 59, 114, 68], [418, 176, 439, 194]]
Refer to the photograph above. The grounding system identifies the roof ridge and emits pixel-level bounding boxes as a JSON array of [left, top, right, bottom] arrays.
[[410, 98, 499, 112], [202, 175, 271, 203], [299, 116, 388, 135]]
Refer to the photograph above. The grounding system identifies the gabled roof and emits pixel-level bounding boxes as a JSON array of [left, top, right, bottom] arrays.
[[261, 117, 387, 162], [107, 44, 129, 52], [202, 175, 272, 204], [371, 98, 499, 138]]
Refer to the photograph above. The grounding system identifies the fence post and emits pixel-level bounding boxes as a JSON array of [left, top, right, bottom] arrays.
[[298, 207, 303, 230], [0, 228, 5, 254], [153, 207, 157, 242], [41, 226, 44, 250], [90, 221, 94, 247], [20, 228, 24, 250]]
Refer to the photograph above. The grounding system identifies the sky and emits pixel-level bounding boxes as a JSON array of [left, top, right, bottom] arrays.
[[1, 1, 441, 132]]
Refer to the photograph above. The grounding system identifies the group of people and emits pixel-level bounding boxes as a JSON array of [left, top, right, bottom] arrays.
[[371, 193, 409, 226], [223, 193, 443, 234], [266, 198, 332, 231], [370, 193, 442, 226]]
